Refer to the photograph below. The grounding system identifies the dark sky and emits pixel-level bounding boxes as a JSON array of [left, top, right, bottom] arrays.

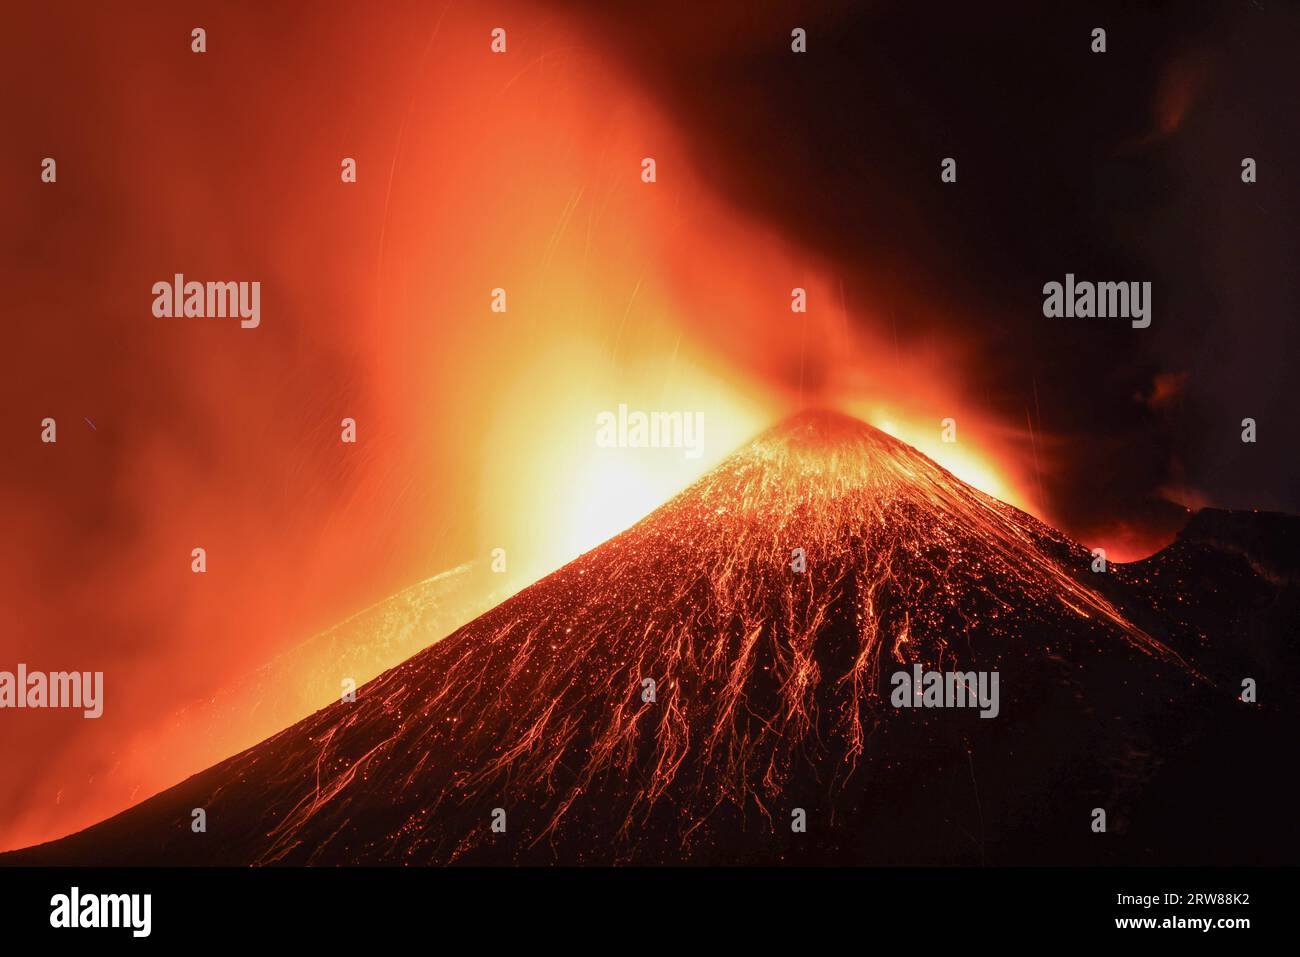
[[560, 0, 1300, 547]]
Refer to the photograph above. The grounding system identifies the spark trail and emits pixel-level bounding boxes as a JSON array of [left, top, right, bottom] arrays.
[[13, 411, 1288, 867]]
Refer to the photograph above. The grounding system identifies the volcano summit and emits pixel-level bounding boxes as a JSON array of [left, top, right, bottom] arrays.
[[6, 411, 1298, 865]]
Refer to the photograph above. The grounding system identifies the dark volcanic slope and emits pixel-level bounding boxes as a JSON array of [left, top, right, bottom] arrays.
[[8, 411, 1298, 865]]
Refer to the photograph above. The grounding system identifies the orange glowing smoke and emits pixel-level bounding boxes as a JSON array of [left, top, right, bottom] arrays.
[[1, 0, 1039, 853]]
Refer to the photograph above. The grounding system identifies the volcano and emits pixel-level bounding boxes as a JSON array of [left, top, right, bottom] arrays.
[[7, 411, 1299, 865]]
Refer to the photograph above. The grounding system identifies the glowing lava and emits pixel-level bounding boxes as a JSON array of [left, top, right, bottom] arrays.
[[8, 411, 1218, 866]]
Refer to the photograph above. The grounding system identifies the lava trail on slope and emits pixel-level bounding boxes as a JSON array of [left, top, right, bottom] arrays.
[[8, 411, 1298, 865]]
